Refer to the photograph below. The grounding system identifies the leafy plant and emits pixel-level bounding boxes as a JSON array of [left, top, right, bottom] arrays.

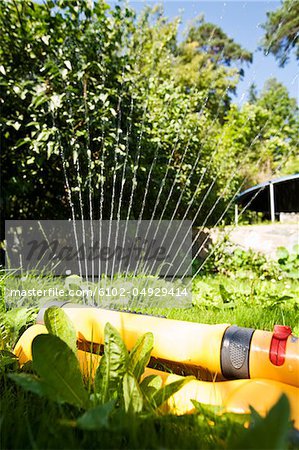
[[0, 306, 36, 350], [200, 242, 299, 282], [235, 395, 291, 450], [0, 349, 18, 373], [9, 306, 192, 430], [44, 306, 77, 354], [276, 246, 299, 279], [1, 0, 297, 230]]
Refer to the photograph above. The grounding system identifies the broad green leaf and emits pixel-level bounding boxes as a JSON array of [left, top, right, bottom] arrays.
[[140, 374, 162, 399], [44, 306, 77, 355], [77, 400, 115, 430], [128, 332, 154, 381], [235, 395, 291, 450], [123, 372, 143, 414], [9, 373, 50, 397], [152, 376, 194, 409], [32, 334, 89, 409], [95, 323, 129, 403], [9, 372, 80, 405]]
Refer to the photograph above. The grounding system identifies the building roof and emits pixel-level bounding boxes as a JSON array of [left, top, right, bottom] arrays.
[[236, 173, 299, 213]]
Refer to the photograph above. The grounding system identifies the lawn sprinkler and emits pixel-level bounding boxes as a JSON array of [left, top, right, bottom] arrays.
[[34, 301, 299, 387]]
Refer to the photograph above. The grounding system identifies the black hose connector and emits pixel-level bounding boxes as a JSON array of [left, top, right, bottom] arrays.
[[220, 325, 255, 379]]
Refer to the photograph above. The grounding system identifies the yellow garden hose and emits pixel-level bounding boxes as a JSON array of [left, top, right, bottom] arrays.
[[14, 324, 299, 429], [36, 302, 299, 387]]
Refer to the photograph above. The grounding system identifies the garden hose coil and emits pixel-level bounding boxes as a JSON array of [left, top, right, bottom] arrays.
[[36, 301, 299, 387], [14, 323, 299, 429]]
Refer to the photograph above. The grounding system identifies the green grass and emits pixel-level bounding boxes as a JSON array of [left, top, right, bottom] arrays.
[[149, 275, 299, 333], [0, 379, 247, 450]]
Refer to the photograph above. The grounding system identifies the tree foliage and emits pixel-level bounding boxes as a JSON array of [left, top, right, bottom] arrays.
[[0, 0, 297, 232], [261, 0, 299, 66], [186, 18, 252, 67]]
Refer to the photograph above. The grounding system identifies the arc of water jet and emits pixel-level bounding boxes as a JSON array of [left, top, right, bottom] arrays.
[[130, 141, 163, 278], [262, 2, 295, 62], [141, 44, 233, 240], [163, 109, 282, 281], [142, 72, 260, 281], [88, 15, 146, 288], [110, 95, 135, 280], [173, 114, 296, 282], [119, 51, 165, 279], [75, 159, 89, 286], [53, 113, 83, 279], [138, 83, 233, 280], [120, 98, 149, 279], [190, 143, 297, 282], [126, 21, 248, 291], [115, 21, 168, 259], [98, 76, 107, 291], [109, 36, 152, 283], [167, 39, 299, 277], [127, 93, 218, 303], [140, 44, 258, 272], [111, 29, 154, 282], [122, 22, 230, 283], [98, 25, 144, 288], [124, 92, 195, 285], [96, 35, 111, 288], [134, 130, 195, 273], [66, 91, 90, 290], [140, 28, 296, 278], [34, 221, 67, 276], [104, 66, 126, 285], [139, 131, 204, 274], [82, 75, 95, 285]]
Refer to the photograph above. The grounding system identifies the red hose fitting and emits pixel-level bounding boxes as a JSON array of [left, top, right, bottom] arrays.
[[269, 325, 292, 366]]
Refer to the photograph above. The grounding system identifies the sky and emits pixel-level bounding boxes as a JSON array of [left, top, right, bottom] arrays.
[[125, 0, 299, 105]]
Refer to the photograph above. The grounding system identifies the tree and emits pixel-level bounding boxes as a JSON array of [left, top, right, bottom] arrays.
[[218, 78, 299, 187], [0, 0, 138, 224], [2, 1, 295, 233], [186, 17, 252, 68], [174, 16, 252, 121], [261, 0, 299, 66]]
